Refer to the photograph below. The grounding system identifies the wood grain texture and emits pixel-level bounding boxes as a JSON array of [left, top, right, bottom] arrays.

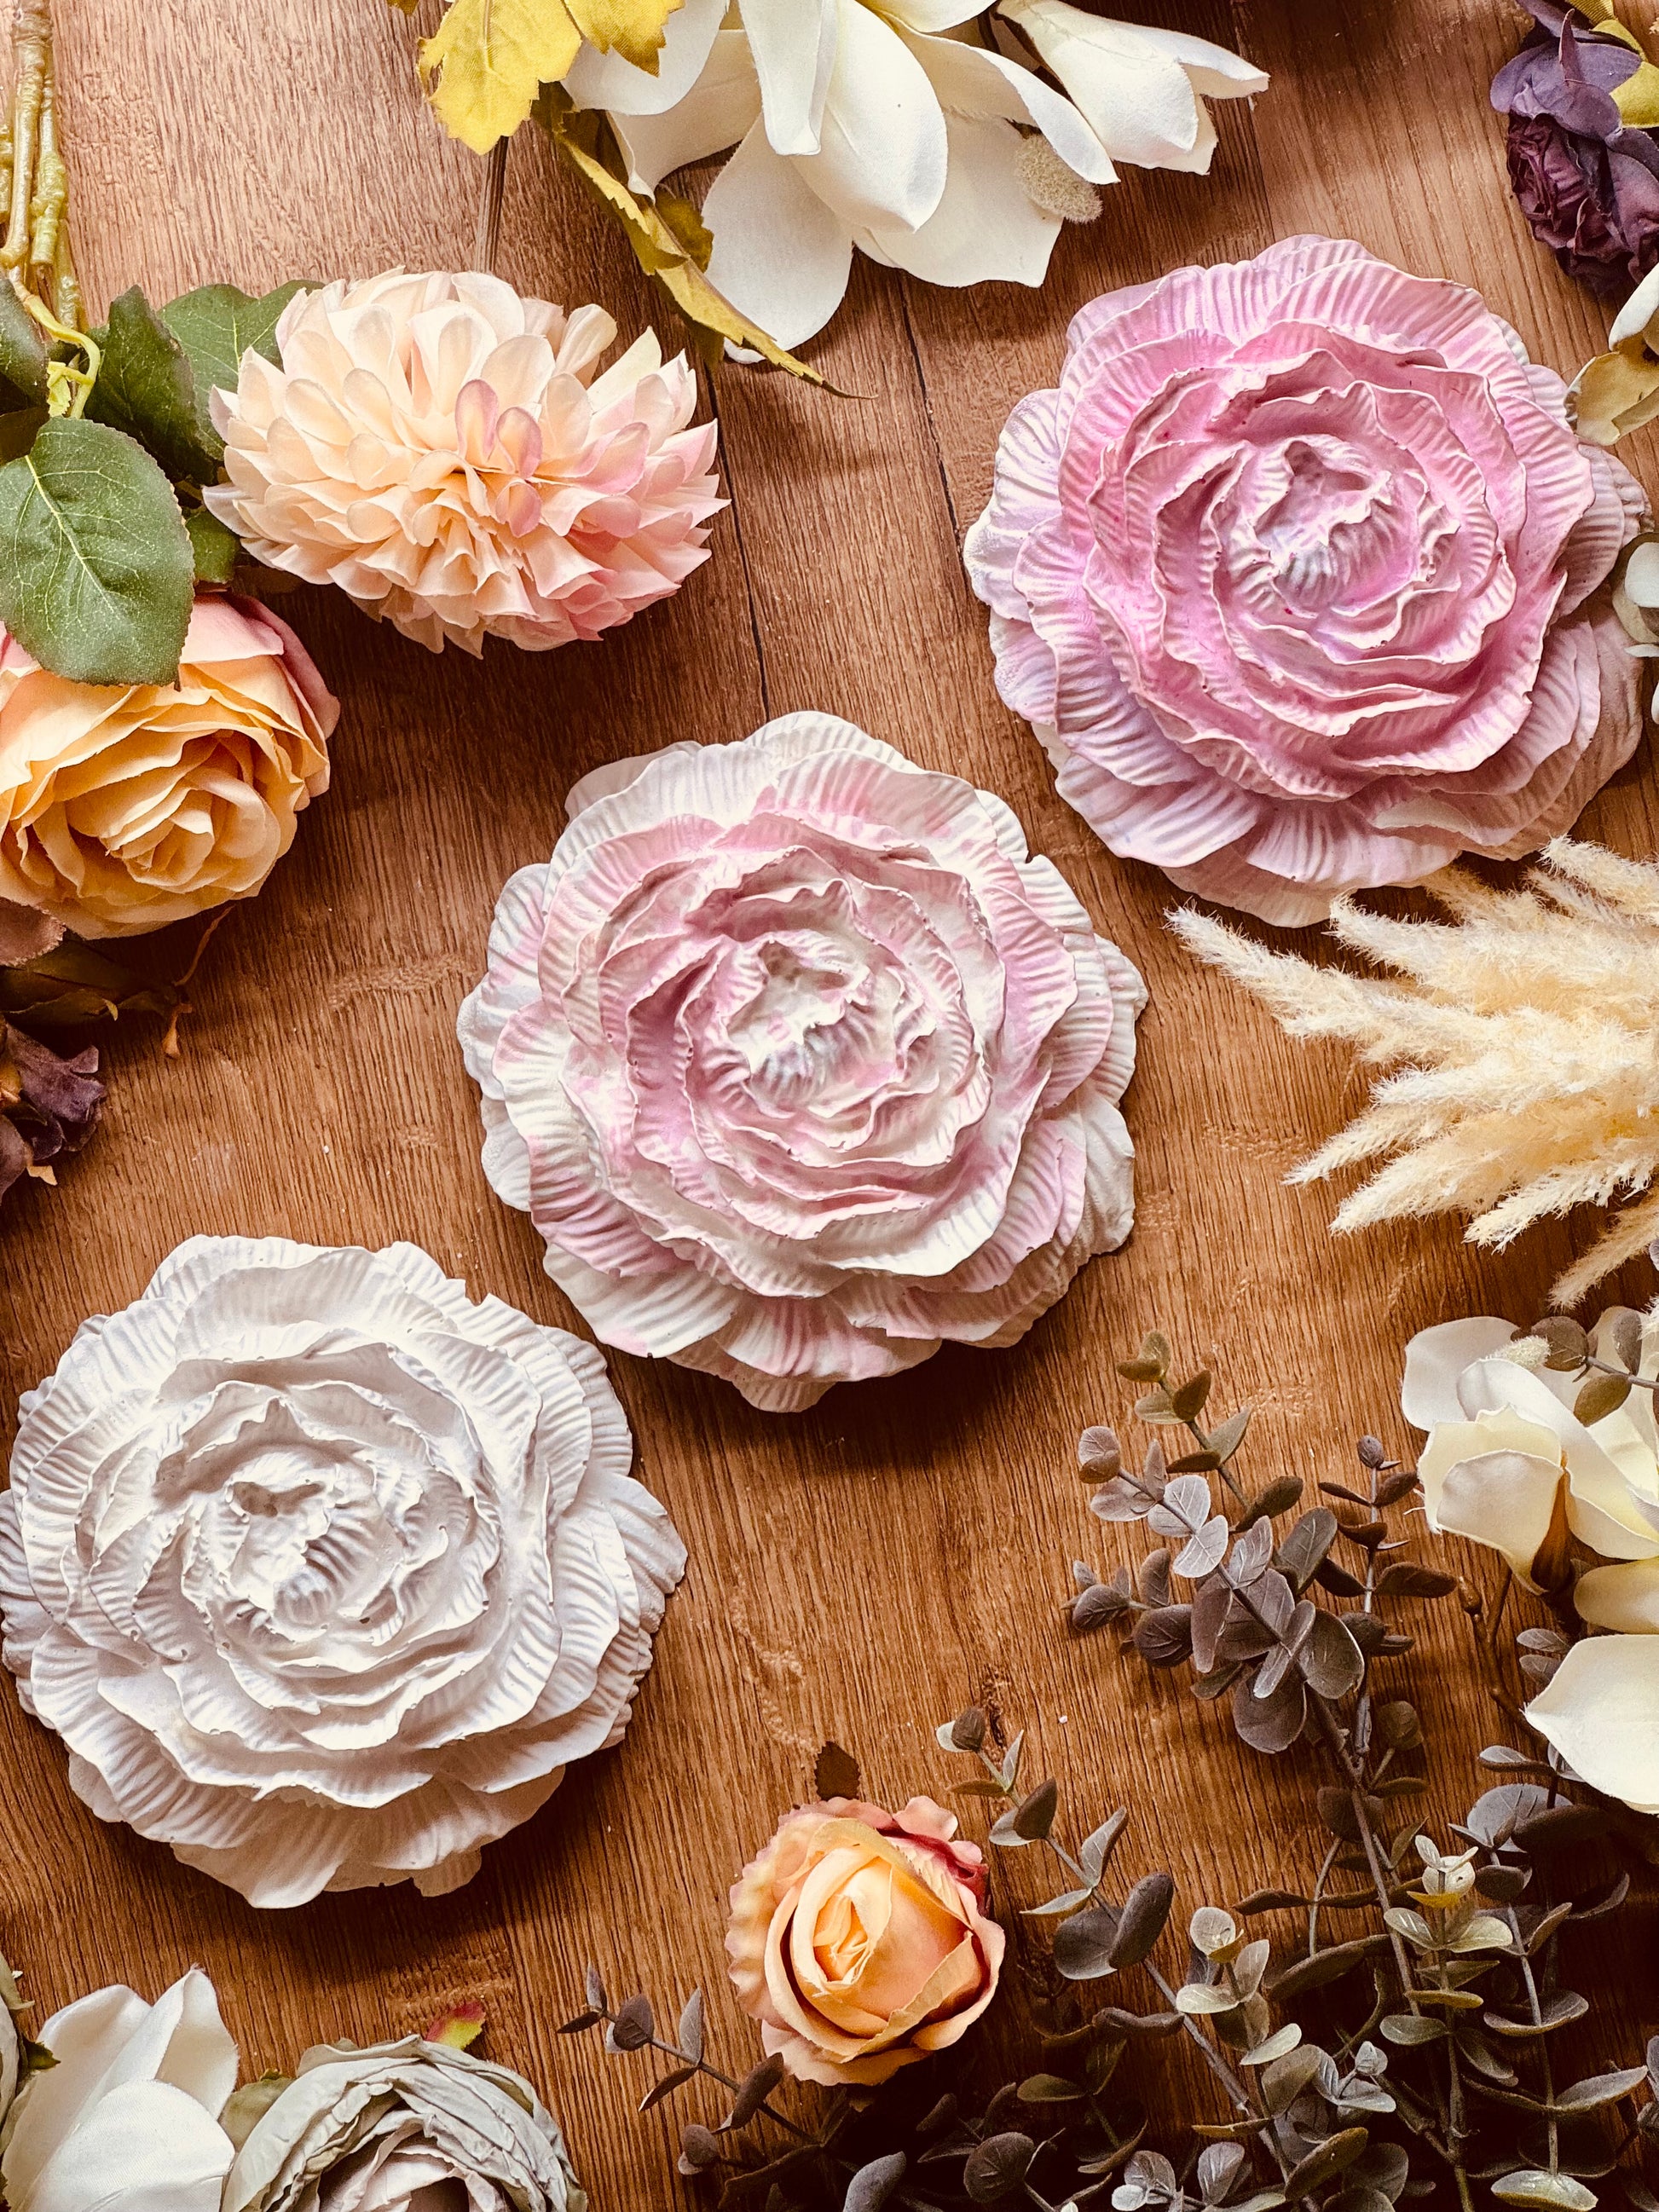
[[2, 0, 1656, 2191]]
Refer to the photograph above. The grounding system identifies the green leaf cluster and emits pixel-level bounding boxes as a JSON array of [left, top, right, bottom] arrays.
[[0, 275, 314, 686]]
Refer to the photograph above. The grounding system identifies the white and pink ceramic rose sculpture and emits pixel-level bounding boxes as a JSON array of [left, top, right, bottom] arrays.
[[0, 1237, 685, 1907], [458, 714, 1146, 1412], [965, 234, 1649, 926]]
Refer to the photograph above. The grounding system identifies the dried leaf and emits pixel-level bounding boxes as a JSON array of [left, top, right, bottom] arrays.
[[1072, 1580, 1131, 1632], [1017, 2074, 1083, 2103], [1232, 1666, 1306, 1753], [1275, 1509, 1338, 1592], [1574, 1370, 1630, 1424], [1282, 2130, 1370, 2199], [843, 2152, 908, 2212], [1133, 1604, 1193, 1668], [722, 2054, 785, 2131], [1053, 1903, 1120, 1982], [639, 2064, 697, 2113], [962, 2132, 1035, 2203], [1080, 1810, 1129, 1884], [1298, 1609, 1366, 1700], [1109, 1872, 1175, 1968], [1269, 1937, 1384, 2000], [1490, 2171, 1597, 2210], [1010, 1778, 1059, 1842], [814, 1741, 860, 1801], [1373, 1562, 1457, 1599], [1235, 1475, 1303, 1529], [1174, 1513, 1230, 1580], [1079, 1425, 1122, 1474], [1553, 2067, 1647, 2111], [606, 1993, 654, 2052], [1170, 1370, 1212, 1421], [584, 1965, 608, 2013], [679, 2122, 721, 2175], [677, 1989, 703, 2065]]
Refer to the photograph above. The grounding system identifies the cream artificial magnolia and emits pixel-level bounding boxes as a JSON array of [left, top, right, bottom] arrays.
[[1174, 840, 1659, 1308], [558, 0, 1267, 348], [0, 1237, 685, 1906], [1403, 1311, 1659, 1814]]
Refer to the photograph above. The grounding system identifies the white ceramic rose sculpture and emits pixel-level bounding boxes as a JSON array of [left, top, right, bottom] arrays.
[[0, 1238, 685, 1907], [458, 713, 1146, 1412]]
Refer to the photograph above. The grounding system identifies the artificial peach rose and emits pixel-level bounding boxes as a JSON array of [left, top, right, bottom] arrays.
[[725, 1796, 1004, 2087], [0, 593, 337, 939]]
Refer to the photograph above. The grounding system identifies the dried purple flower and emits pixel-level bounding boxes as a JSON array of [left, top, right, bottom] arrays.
[[1493, 1, 1659, 293], [0, 1020, 102, 1205]]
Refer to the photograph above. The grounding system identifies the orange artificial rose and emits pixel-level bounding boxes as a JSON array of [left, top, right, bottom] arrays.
[[0, 594, 337, 939], [725, 1795, 1004, 2087]]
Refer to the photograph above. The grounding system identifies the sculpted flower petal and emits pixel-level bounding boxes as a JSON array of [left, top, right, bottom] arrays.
[[702, 120, 855, 350], [967, 234, 1648, 922], [0, 1239, 684, 1905], [459, 714, 1145, 1409], [206, 273, 724, 657]]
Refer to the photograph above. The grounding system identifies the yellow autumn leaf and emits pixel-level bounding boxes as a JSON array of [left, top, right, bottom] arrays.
[[1572, 338, 1659, 443], [538, 94, 834, 387], [565, 0, 683, 71], [1614, 55, 1659, 119], [419, 0, 581, 155]]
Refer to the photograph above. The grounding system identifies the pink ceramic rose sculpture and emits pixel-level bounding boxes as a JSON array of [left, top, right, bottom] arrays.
[[964, 234, 1649, 926], [457, 713, 1145, 1412]]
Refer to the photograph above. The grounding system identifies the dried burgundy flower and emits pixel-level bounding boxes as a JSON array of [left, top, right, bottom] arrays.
[[0, 1019, 101, 1207], [1492, 1, 1659, 294]]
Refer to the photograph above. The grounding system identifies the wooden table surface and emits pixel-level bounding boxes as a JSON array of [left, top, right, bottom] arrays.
[[3, 0, 1656, 2196]]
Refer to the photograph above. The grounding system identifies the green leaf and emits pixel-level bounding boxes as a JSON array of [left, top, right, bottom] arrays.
[[0, 418, 194, 684], [185, 507, 240, 585], [159, 280, 316, 459], [0, 286, 49, 407], [86, 286, 221, 484]]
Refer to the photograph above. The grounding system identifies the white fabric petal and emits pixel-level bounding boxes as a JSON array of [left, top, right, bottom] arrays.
[[858, 112, 1061, 289], [1426, 1448, 1564, 1586], [742, 0, 838, 154], [887, 0, 986, 25], [702, 118, 855, 348], [1611, 263, 1659, 345], [1000, 0, 1256, 170], [810, 0, 949, 231], [1401, 1318, 1520, 1429], [1576, 1559, 1659, 1632], [1460, 1360, 1659, 1562], [564, 0, 726, 114], [607, 30, 760, 193], [909, 29, 1116, 183], [24, 2082, 233, 2212], [1528, 1635, 1659, 1811]]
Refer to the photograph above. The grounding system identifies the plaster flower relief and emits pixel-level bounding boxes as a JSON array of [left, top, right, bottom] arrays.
[[0, 1237, 685, 1907], [965, 234, 1648, 925], [458, 713, 1145, 1412]]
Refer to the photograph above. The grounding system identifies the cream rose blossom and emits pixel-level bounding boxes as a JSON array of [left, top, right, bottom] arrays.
[[206, 272, 723, 656], [725, 1796, 1004, 2086], [457, 713, 1146, 1411], [1402, 1310, 1659, 1811], [966, 234, 1647, 926], [0, 1236, 685, 1906], [0, 593, 335, 939], [223, 2036, 586, 2212]]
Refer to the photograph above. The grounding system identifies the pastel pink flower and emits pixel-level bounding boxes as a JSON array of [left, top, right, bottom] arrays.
[[457, 713, 1145, 1412], [965, 234, 1649, 926], [206, 272, 724, 657]]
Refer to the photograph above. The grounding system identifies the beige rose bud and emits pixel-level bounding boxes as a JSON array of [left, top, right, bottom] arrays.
[[725, 1796, 1004, 2088], [0, 593, 336, 939]]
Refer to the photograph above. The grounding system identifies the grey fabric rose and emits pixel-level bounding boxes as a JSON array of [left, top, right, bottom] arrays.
[[223, 2037, 586, 2212]]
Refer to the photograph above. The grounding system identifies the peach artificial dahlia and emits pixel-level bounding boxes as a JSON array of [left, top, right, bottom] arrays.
[[206, 272, 724, 656]]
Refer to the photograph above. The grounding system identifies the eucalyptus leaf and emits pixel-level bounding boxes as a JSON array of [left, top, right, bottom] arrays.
[[1489, 2172, 1596, 2210], [844, 2152, 907, 2212], [0, 418, 193, 684]]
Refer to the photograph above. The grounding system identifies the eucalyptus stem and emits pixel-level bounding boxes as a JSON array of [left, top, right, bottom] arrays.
[[1, 0, 92, 407]]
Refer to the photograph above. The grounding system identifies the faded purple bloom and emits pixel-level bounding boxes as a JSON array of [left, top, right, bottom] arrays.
[[0, 1021, 101, 1205], [1493, 1, 1659, 292]]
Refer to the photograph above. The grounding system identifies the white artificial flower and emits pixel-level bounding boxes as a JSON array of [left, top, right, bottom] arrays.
[[1402, 1308, 1659, 1816], [564, 0, 1266, 346], [0, 1972, 238, 2212], [0, 1238, 685, 1906], [223, 2036, 585, 2212]]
